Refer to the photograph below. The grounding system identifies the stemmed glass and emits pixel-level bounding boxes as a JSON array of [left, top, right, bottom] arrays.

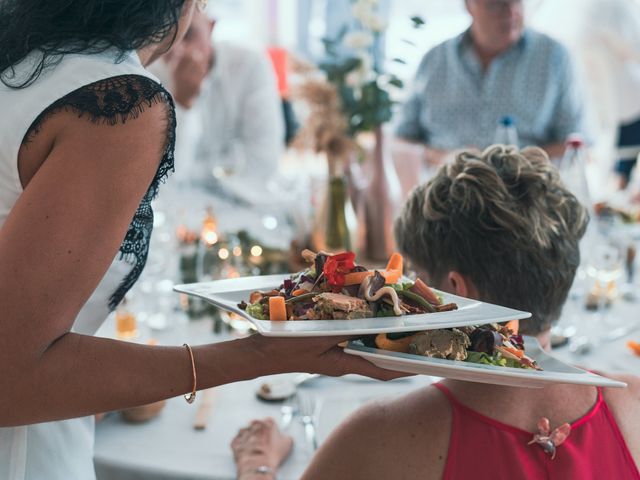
[[568, 219, 625, 354], [584, 238, 624, 340]]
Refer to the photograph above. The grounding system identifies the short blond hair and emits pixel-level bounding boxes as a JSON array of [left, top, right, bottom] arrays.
[[394, 145, 588, 335]]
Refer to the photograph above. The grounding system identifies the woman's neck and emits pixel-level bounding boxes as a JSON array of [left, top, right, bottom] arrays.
[[136, 48, 156, 67]]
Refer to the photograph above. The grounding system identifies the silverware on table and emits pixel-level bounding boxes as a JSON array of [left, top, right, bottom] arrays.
[[279, 402, 296, 431], [297, 393, 318, 451]]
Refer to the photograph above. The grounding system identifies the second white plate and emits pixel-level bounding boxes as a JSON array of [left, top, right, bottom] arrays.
[[344, 336, 627, 388], [174, 274, 532, 337]]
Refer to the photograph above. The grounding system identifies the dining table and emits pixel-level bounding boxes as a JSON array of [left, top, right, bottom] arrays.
[[93, 316, 435, 480], [92, 292, 640, 480]]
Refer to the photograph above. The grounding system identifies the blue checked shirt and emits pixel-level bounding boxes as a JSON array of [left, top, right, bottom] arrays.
[[395, 29, 588, 150]]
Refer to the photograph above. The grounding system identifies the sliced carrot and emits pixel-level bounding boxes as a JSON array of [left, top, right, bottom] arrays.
[[502, 346, 525, 358], [343, 269, 402, 286], [410, 278, 441, 306], [382, 269, 402, 284], [385, 253, 403, 276], [343, 270, 373, 286], [292, 288, 309, 297], [505, 320, 520, 335], [268, 296, 288, 321], [627, 341, 640, 357], [375, 333, 415, 353]]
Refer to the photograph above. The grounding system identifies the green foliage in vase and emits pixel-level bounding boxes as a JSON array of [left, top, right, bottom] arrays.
[[319, 0, 424, 136]]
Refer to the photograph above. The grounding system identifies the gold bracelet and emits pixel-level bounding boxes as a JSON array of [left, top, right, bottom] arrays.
[[183, 343, 197, 404]]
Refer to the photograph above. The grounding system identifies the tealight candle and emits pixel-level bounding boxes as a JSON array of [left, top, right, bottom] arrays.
[[201, 210, 218, 246]]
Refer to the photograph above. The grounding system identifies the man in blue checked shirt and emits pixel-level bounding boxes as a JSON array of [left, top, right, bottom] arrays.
[[395, 0, 588, 165]]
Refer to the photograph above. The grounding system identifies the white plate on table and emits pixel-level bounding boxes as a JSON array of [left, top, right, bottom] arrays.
[[174, 274, 532, 337], [344, 336, 627, 388]]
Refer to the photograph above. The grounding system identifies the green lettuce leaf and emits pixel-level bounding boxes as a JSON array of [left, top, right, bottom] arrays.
[[246, 302, 266, 320], [465, 351, 531, 369], [465, 351, 507, 367]]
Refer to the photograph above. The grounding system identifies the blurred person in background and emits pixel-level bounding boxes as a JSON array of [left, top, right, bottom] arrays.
[[395, 0, 588, 167], [153, 9, 284, 194], [580, 0, 640, 191], [231, 146, 639, 479]]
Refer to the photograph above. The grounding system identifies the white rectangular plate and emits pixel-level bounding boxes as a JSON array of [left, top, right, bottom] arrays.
[[174, 274, 532, 337], [344, 336, 627, 388]]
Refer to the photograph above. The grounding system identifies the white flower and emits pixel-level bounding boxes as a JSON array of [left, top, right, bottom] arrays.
[[351, 0, 387, 33], [361, 14, 387, 32], [344, 31, 374, 50], [351, 1, 374, 24]]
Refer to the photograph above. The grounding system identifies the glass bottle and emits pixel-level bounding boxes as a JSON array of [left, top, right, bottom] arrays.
[[357, 126, 402, 261], [494, 115, 519, 147], [558, 134, 593, 216], [115, 298, 138, 340], [314, 152, 358, 253]]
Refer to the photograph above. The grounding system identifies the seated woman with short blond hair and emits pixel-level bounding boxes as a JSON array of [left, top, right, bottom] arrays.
[[232, 145, 640, 480]]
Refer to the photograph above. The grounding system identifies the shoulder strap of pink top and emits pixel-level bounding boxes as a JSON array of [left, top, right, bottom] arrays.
[[432, 382, 456, 404], [598, 388, 640, 474]]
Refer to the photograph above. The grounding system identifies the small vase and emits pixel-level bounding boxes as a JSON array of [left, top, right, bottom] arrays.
[[357, 126, 403, 262], [312, 153, 358, 253]]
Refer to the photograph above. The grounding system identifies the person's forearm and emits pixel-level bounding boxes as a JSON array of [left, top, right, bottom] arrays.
[[0, 333, 272, 427]]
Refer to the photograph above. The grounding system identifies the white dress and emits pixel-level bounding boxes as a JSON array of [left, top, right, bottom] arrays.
[[0, 50, 172, 480]]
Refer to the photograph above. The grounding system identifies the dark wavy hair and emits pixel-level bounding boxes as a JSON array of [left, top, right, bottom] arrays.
[[394, 145, 589, 335], [0, 0, 186, 88]]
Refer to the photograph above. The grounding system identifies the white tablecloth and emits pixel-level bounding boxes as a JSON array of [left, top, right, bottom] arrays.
[[93, 298, 639, 480], [93, 318, 433, 480]]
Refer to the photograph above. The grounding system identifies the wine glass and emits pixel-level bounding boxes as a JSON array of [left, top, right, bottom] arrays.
[[569, 231, 625, 354], [585, 239, 624, 329]]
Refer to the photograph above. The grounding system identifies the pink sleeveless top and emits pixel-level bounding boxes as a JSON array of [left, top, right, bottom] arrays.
[[434, 383, 639, 480]]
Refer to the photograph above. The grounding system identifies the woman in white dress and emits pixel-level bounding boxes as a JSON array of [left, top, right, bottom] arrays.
[[0, 1, 398, 478]]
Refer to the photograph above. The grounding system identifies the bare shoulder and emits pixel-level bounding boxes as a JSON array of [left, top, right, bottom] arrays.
[[19, 75, 172, 189], [601, 372, 640, 463], [301, 384, 451, 480], [602, 372, 640, 406]]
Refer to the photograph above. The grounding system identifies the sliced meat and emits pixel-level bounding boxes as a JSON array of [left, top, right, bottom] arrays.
[[313, 293, 372, 319], [409, 328, 471, 361]]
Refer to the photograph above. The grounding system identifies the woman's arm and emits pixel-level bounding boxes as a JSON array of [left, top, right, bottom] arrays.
[[0, 94, 401, 426]]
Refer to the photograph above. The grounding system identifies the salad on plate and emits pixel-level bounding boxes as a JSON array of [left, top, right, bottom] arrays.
[[238, 250, 458, 322], [367, 323, 541, 370]]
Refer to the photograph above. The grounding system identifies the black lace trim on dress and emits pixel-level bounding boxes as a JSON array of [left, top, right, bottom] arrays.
[[24, 74, 176, 311]]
